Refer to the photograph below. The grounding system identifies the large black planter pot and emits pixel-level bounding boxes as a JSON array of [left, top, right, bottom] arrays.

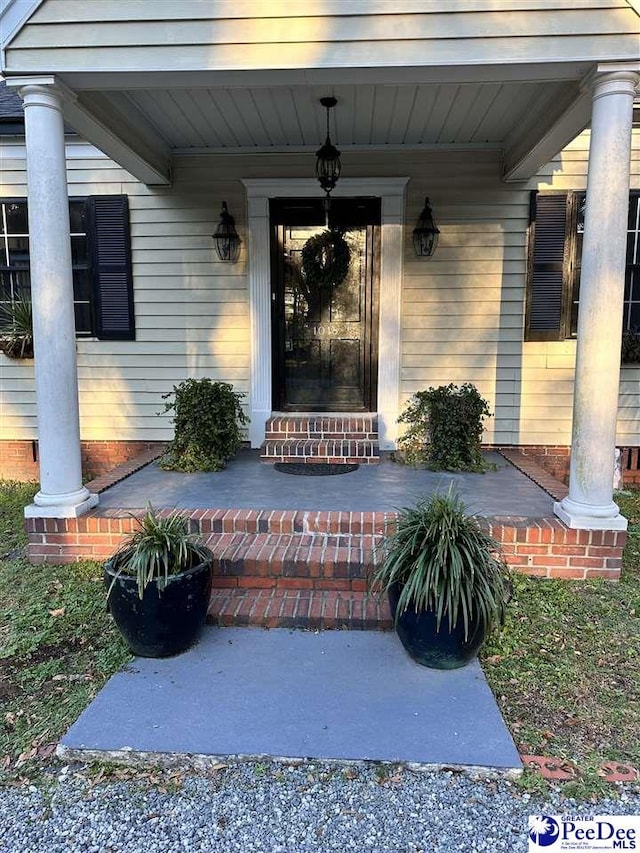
[[388, 583, 486, 670], [104, 558, 213, 658]]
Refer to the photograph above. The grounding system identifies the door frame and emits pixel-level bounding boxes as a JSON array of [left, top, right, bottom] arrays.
[[242, 177, 408, 450]]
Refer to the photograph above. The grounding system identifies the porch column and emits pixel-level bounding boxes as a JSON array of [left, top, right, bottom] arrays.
[[555, 69, 639, 530], [15, 79, 98, 517]]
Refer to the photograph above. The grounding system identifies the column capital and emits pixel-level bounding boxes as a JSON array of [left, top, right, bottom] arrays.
[[5, 75, 77, 110], [581, 66, 640, 99]]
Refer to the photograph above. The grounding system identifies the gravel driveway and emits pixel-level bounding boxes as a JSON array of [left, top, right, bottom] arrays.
[[0, 763, 638, 852]]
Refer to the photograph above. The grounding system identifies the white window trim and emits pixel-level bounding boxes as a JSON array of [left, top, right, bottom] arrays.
[[241, 177, 408, 449]]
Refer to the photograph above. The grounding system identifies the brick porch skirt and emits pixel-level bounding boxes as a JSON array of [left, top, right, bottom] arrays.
[[25, 508, 625, 580], [4, 438, 640, 485], [0, 439, 167, 481]]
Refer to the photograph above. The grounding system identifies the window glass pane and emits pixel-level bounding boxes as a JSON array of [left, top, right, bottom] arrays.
[[7, 237, 29, 267], [629, 301, 640, 331], [0, 197, 95, 338], [0, 271, 13, 301], [626, 231, 638, 266], [4, 203, 28, 235], [628, 195, 640, 231], [627, 269, 640, 326], [71, 236, 88, 265], [0, 269, 30, 302], [576, 195, 586, 234], [570, 271, 580, 336], [72, 267, 91, 302], [74, 301, 92, 335], [69, 201, 86, 234]]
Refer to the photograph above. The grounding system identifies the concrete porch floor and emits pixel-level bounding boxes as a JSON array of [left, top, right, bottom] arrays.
[[96, 449, 555, 516], [58, 626, 522, 774], [27, 446, 626, 591]]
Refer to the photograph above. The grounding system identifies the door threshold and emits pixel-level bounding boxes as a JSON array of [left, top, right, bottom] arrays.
[[271, 411, 377, 417]]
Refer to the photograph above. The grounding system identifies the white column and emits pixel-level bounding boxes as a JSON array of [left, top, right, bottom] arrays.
[[555, 70, 639, 530], [16, 80, 98, 517], [243, 189, 272, 448]]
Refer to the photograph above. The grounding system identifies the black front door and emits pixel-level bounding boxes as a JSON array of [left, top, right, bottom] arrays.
[[271, 198, 380, 411]]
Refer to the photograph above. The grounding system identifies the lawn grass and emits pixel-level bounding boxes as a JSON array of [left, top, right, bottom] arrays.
[[0, 481, 130, 784], [0, 480, 638, 798], [481, 488, 640, 797]]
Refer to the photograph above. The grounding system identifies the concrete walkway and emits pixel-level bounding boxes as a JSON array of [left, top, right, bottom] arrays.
[[58, 627, 521, 774]]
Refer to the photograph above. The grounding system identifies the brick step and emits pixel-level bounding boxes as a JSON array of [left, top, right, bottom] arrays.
[[196, 509, 392, 536], [260, 438, 380, 464], [204, 531, 384, 585], [207, 587, 393, 630], [265, 415, 378, 440]]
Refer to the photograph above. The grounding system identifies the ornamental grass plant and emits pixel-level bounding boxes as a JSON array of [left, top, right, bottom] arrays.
[[107, 504, 212, 600], [0, 296, 33, 359], [373, 491, 510, 641]]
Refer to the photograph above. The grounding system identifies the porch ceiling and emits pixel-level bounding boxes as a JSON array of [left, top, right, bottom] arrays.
[[88, 80, 574, 151], [47, 72, 594, 186]]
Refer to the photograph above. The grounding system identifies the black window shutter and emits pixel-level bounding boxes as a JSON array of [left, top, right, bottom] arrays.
[[525, 192, 569, 341], [86, 195, 135, 340]]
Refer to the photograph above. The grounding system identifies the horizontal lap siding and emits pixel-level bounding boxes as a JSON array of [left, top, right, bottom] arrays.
[[2, 135, 640, 447], [0, 140, 250, 442], [518, 129, 640, 447], [401, 150, 527, 445], [6, 2, 639, 72]]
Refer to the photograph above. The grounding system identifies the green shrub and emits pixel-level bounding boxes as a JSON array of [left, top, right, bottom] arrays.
[[159, 378, 249, 472], [397, 382, 491, 472]]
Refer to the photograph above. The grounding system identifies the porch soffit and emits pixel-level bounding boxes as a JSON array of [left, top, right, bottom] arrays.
[[3, 73, 620, 183], [74, 80, 582, 154]]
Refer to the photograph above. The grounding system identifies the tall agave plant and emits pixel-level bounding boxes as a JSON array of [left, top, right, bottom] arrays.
[[0, 296, 33, 359]]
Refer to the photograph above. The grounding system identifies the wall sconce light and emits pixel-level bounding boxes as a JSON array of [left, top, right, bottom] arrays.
[[213, 201, 240, 262], [315, 96, 341, 218], [413, 197, 440, 257]]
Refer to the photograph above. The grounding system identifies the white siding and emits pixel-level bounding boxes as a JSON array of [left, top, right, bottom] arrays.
[[5, 1, 639, 73], [0, 139, 250, 442], [1, 130, 639, 446]]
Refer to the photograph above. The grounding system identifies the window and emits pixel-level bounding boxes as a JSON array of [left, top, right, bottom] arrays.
[[0, 195, 135, 340], [525, 191, 640, 341]]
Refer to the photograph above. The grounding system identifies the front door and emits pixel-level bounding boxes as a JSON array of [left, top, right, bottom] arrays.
[[271, 197, 380, 411]]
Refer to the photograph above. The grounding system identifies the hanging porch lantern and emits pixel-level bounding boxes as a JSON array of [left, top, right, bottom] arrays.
[[413, 197, 440, 258], [315, 96, 341, 202], [213, 201, 240, 262]]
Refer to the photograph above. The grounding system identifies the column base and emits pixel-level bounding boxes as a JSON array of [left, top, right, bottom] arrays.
[[554, 498, 628, 530], [25, 492, 99, 519]]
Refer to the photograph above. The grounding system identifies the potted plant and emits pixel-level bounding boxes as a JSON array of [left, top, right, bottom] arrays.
[[105, 505, 213, 657], [372, 491, 509, 669], [0, 296, 33, 359]]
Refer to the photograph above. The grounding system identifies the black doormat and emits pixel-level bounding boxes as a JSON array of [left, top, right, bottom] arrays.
[[274, 462, 359, 476]]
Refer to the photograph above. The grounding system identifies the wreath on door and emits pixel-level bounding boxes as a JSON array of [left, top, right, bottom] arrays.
[[301, 229, 350, 289]]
